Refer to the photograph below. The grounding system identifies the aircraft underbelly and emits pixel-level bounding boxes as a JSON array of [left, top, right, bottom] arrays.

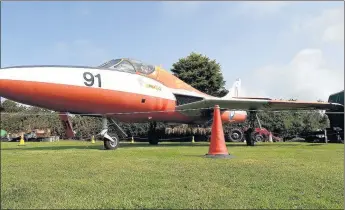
[[0, 79, 191, 121]]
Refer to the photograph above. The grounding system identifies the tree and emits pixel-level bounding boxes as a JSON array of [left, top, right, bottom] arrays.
[[171, 52, 228, 97], [1, 100, 27, 113]]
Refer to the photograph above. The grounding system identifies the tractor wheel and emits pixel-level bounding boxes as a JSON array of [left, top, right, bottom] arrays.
[[252, 133, 264, 142], [228, 128, 244, 142]]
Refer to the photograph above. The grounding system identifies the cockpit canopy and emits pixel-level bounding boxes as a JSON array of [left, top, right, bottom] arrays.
[[98, 58, 156, 75]]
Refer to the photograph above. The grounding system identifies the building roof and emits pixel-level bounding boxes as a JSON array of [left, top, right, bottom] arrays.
[[329, 90, 344, 97]]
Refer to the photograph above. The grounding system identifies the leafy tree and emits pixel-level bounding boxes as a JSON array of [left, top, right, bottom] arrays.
[[171, 52, 228, 97], [1, 100, 27, 113]]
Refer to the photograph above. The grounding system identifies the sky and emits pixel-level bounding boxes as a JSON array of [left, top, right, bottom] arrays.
[[1, 1, 344, 101]]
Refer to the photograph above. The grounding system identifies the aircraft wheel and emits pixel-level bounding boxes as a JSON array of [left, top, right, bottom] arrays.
[[246, 138, 255, 146], [245, 128, 255, 146], [148, 131, 159, 145], [103, 134, 119, 150]]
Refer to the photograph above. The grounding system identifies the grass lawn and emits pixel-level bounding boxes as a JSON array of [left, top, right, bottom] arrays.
[[1, 140, 344, 209]]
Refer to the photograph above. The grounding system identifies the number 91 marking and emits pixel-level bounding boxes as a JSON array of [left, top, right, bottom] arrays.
[[83, 72, 102, 87]]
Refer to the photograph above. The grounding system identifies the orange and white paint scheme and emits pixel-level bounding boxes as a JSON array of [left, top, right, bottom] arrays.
[[0, 58, 342, 149]]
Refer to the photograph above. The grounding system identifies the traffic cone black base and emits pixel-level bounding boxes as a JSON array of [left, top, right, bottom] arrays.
[[204, 154, 234, 159]]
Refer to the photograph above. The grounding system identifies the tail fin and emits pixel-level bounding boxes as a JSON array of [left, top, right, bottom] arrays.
[[222, 78, 241, 99]]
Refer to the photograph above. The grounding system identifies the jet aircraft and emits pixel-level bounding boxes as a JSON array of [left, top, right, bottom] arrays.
[[0, 58, 343, 149]]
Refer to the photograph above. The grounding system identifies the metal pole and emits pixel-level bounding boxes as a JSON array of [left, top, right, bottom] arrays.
[[256, 113, 262, 129]]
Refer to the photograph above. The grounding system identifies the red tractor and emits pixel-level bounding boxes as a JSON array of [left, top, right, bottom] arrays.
[[226, 127, 281, 142]]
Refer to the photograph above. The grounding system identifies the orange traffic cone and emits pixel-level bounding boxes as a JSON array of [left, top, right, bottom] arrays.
[[205, 105, 233, 158]]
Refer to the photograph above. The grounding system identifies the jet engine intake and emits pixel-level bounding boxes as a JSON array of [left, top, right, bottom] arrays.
[[220, 110, 247, 124]]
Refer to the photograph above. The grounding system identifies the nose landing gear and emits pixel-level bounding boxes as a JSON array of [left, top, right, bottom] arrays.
[[99, 117, 127, 150]]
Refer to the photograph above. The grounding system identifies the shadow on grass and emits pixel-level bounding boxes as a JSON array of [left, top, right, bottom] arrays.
[[1, 143, 217, 151], [307, 143, 326, 146], [1, 141, 309, 151], [1, 145, 104, 151], [183, 154, 237, 159]]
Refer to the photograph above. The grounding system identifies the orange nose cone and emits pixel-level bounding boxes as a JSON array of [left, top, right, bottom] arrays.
[[205, 105, 234, 159]]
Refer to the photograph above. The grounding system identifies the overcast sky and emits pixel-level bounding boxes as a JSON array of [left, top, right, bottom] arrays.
[[1, 1, 344, 101]]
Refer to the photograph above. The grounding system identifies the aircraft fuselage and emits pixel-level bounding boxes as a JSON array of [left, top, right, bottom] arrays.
[[0, 60, 249, 126], [0, 65, 195, 122]]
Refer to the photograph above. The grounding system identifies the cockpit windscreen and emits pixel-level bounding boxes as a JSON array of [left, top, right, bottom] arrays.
[[98, 58, 155, 75], [98, 59, 122, 68]]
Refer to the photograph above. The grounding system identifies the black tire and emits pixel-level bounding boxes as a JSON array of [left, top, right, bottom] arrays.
[[148, 131, 159, 145], [246, 137, 255, 146], [228, 128, 244, 142], [103, 133, 119, 150], [337, 134, 344, 144], [305, 136, 315, 143], [245, 128, 255, 146]]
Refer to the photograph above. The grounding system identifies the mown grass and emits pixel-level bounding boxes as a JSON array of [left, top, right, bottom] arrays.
[[1, 141, 344, 209]]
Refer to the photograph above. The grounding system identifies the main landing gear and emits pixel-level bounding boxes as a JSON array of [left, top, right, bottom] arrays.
[[245, 111, 259, 146], [148, 122, 159, 145]]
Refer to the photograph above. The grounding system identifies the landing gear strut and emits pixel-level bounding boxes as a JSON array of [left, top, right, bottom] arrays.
[[245, 111, 257, 146], [148, 122, 159, 145]]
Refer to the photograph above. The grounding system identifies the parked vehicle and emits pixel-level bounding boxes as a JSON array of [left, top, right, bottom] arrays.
[[9, 128, 53, 142], [0, 129, 10, 142], [303, 90, 344, 143], [226, 127, 281, 142]]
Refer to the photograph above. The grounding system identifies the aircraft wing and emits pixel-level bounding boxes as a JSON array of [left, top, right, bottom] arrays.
[[176, 98, 344, 116]]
